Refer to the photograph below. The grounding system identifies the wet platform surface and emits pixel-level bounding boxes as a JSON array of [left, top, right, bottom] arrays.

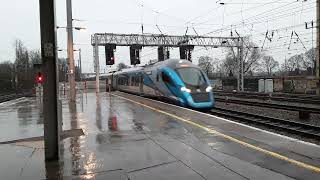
[[0, 91, 319, 179]]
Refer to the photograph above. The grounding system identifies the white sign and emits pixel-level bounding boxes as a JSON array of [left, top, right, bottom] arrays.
[[44, 43, 54, 57]]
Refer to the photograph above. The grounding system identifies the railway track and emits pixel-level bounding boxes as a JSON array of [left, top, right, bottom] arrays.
[[214, 91, 320, 105], [210, 107, 320, 140], [215, 97, 320, 115]]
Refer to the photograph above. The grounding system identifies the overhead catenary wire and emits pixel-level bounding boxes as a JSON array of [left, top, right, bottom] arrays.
[[195, 0, 314, 35], [202, 3, 316, 36], [84, 0, 316, 69]]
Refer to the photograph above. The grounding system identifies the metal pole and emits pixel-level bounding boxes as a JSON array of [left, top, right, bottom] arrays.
[[240, 37, 244, 91], [79, 48, 82, 81], [94, 34, 100, 93], [66, 0, 76, 101], [39, 0, 60, 160], [316, 0, 320, 95], [237, 38, 240, 91]]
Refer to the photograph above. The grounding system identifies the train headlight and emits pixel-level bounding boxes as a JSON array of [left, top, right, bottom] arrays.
[[181, 87, 191, 93], [206, 86, 212, 92]]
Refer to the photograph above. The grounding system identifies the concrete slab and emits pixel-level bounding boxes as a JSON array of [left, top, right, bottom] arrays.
[[0, 97, 43, 142], [0, 144, 45, 180], [14, 140, 44, 149], [47, 169, 128, 180], [128, 161, 204, 180], [149, 133, 249, 180], [175, 133, 295, 180]]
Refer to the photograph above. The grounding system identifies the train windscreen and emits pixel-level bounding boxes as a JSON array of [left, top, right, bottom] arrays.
[[176, 68, 206, 87]]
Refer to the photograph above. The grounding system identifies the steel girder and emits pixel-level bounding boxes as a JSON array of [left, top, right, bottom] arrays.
[[91, 33, 239, 48]]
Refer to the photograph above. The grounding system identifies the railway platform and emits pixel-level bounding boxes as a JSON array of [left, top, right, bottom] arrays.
[[0, 91, 319, 179]]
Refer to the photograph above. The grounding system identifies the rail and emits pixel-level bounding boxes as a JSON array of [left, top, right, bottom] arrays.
[[210, 107, 320, 140], [215, 97, 320, 114]]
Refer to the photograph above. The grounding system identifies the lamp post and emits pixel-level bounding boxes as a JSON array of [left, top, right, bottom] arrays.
[[66, 0, 76, 102], [56, 23, 85, 101], [58, 48, 82, 81], [317, 0, 320, 95], [77, 48, 82, 81]]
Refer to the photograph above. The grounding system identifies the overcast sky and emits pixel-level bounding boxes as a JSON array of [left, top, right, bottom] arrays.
[[0, 0, 317, 73]]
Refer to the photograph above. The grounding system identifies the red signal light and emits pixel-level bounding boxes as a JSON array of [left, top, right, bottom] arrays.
[[36, 72, 44, 84]]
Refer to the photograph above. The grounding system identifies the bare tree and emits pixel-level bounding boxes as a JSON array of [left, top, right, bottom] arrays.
[[223, 52, 237, 77], [224, 37, 263, 76], [29, 49, 42, 65], [282, 48, 315, 73], [243, 46, 263, 73], [0, 61, 14, 92], [241, 38, 263, 74], [14, 39, 32, 90], [286, 54, 304, 72], [14, 39, 29, 73], [198, 56, 215, 77], [303, 48, 316, 74], [261, 56, 279, 75]]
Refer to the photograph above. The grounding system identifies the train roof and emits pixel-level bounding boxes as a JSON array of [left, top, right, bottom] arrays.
[[113, 59, 197, 75], [113, 66, 144, 75], [153, 59, 198, 69]]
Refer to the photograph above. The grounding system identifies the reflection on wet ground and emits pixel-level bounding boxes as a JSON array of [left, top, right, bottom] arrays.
[[0, 97, 43, 142], [0, 91, 319, 179]]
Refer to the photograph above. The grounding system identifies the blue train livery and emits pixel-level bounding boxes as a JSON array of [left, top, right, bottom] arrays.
[[106, 59, 214, 109]]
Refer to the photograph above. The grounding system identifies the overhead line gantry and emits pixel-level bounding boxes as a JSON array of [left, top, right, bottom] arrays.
[[91, 33, 245, 92]]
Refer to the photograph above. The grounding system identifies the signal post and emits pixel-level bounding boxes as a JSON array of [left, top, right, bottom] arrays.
[[317, 0, 320, 95], [39, 0, 60, 160]]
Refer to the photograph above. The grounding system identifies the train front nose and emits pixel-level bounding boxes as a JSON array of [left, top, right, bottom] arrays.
[[185, 92, 214, 109], [174, 66, 215, 109], [180, 86, 214, 109]]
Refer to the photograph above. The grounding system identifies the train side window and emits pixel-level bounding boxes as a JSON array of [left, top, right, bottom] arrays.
[[156, 74, 159, 82], [137, 76, 140, 86], [162, 72, 174, 86], [134, 76, 138, 86]]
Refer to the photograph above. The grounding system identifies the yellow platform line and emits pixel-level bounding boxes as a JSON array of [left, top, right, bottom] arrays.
[[111, 93, 320, 173]]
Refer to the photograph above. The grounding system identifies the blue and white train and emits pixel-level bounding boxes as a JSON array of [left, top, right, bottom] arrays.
[[107, 59, 214, 109]]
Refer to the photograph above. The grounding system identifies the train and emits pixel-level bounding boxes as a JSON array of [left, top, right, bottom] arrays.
[[106, 59, 215, 109]]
